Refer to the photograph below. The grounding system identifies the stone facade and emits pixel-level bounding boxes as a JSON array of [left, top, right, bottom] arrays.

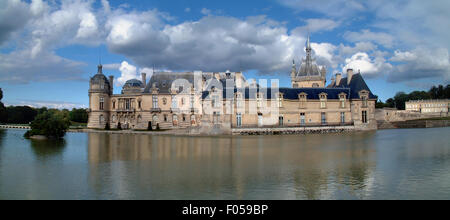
[[88, 37, 378, 133], [406, 99, 449, 113]]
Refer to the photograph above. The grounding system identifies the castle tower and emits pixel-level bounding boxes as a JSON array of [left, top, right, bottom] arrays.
[[291, 35, 326, 88], [88, 64, 112, 129]]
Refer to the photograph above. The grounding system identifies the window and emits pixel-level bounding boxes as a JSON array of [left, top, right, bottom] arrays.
[[320, 94, 327, 109], [236, 93, 243, 108], [138, 100, 141, 109], [236, 113, 242, 127], [112, 101, 116, 109], [257, 93, 263, 108], [99, 97, 104, 110], [100, 83, 104, 89], [212, 95, 219, 108], [339, 95, 345, 108], [279, 116, 284, 126], [190, 95, 194, 108], [172, 95, 177, 108], [362, 96, 368, 107], [213, 112, 220, 124], [190, 115, 196, 125], [125, 99, 130, 110], [152, 96, 158, 108], [300, 113, 305, 125], [341, 112, 345, 123], [163, 114, 168, 122], [299, 93, 307, 109], [182, 114, 186, 122], [173, 115, 178, 126], [278, 93, 283, 107], [321, 112, 326, 125], [99, 115, 104, 123], [152, 114, 158, 123], [362, 111, 368, 123]]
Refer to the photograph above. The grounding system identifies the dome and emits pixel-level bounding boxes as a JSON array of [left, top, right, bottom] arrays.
[[92, 73, 108, 81], [124, 79, 143, 87]]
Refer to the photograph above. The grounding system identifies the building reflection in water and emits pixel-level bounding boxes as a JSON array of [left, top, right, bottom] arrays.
[[87, 132, 376, 199]]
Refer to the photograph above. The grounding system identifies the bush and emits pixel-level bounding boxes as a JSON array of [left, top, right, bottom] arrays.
[[24, 111, 70, 139]]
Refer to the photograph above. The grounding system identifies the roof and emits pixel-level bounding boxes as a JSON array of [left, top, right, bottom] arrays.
[[202, 87, 350, 100], [124, 79, 143, 87], [330, 73, 377, 99], [144, 72, 199, 93]]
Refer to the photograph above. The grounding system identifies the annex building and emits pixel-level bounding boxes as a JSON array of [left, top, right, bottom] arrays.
[[87, 36, 378, 133]]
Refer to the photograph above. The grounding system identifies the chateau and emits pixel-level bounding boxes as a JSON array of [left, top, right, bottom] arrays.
[[88, 37, 378, 133]]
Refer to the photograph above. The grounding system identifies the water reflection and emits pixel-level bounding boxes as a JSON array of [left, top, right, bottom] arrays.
[[87, 132, 376, 199], [30, 138, 66, 161]]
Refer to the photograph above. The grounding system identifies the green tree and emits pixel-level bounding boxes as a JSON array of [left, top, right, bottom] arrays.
[[69, 108, 88, 123], [0, 88, 6, 123], [24, 111, 70, 139], [6, 106, 37, 124]]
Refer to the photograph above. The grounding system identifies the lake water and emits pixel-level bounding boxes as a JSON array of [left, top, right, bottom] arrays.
[[0, 127, 449, 199]]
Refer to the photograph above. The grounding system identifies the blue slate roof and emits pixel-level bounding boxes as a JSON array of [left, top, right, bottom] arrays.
[[331, 73, 377, 99], [202, 87, 350, 100]]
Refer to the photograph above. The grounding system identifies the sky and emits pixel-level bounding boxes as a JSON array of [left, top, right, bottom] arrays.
[[0, 0, 449, 109]]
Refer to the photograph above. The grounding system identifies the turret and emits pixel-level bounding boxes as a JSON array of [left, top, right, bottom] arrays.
[[88, 64, 111, 129]]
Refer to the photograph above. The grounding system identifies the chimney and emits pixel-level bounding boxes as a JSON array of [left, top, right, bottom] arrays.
[[335, 73, 342, 86], [109, 75, 114, 93], [347, 69, 353, 85], [141, 72, 147, 88]]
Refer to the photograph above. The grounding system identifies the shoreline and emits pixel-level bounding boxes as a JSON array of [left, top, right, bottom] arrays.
[[2, 119, 449, 136]]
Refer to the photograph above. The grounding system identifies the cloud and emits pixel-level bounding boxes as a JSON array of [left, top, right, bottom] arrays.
[[0, 49, 85, 83], [113, 61, 154, 87], [388, 47, 450, 82], [278, 0, 365, 17], [105, 14, 306, 74], [342, 52, 392, 77], [0, 0, 31, 45], [184, 8, 191, 13], [296, 18, 340, 33], [343, 29, 394, 48], [5, 99, 87, 109], [201, 8, 211, 15], [310, 42, 337, 68]]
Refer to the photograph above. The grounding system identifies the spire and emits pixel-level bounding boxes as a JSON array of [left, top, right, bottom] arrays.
[[97, 64, 103, 74], [306, 34, 311, 50]]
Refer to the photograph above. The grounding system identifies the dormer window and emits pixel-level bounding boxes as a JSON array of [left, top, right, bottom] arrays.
[[278, 93, 283, 108], [299, 93, 307, 109], [319, 93, 327, 109], [339, 93, 346, 108]]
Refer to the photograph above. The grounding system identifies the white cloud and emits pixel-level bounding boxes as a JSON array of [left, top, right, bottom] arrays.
[[300, 18, 340, 33], [5, 99, 87, 109], [311, 42, 337, 68], [184, 8, 191, 13], [344, 29, 394, 48], [388, 47, 450, 82], [278, 0, 366, 17], [342, 52, 392, 77], [116, 61, 138, 86], [201, 8, 211, 15], [114, 61, 154, 87], [0, 0, 31, 45]]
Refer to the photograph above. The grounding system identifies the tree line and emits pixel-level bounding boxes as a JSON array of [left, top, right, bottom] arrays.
[[0, 88, 88, 125], [376, 84, 450, 110]]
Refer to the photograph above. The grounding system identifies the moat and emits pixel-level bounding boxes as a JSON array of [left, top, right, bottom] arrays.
[[0, 127, 449, 199]]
